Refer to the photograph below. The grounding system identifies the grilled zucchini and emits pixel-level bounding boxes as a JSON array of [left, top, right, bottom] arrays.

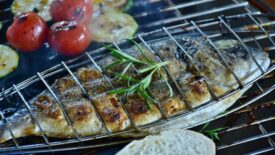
[[88, 10, 138, 43], [0, 45, 19, 78], [11, 0, 53, 21], [93, 0, 128, 10]]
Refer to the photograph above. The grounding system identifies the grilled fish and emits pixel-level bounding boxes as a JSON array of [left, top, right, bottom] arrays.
[[0, 35, 270, 143]]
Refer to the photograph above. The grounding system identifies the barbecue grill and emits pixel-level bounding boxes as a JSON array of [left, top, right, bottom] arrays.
[[0, 0, 274, 154]]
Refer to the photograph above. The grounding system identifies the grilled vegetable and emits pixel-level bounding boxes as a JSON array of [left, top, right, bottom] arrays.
[[49, 21, 91, 56], [50, 0, 93, 24], [93, 0, 129, 12], [88, 10, 138, 43], [0, 45, 19, 78], [6, 12, 48, 52], [0, 35, 270, 143], [11, 0, 53, 22]]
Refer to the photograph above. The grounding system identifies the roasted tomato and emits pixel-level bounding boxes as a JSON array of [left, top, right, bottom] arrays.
[[6, 12, 48, 52], [50, 0, 93, 24], [49, 21, 91, 56]]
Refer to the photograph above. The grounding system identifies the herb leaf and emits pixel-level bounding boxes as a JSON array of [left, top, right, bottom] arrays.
[[105, 45, 146, 65], [121, 62, 133, 75], [114, 74, 140, 83], [128, 39, 153, 63], [105, 41, 172, 110], [109, 87, 133, 95], [199, 123, 226, 141], [139, 61, 169, 73]]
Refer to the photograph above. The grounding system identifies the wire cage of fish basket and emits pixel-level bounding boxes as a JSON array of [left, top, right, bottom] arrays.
[[0, 0, 274, 154]]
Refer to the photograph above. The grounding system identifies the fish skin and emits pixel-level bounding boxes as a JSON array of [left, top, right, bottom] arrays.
[[0, 35, 270, 144]]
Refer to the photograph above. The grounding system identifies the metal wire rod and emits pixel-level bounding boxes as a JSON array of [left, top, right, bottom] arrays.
[[0, 110, 20, 148], [247, 14, 275, 46], [112, 42, 169, 120], [143, 2, 249, 28], [37, 73, 81, 141], [61, 62, 110, 134], [189, 21, 244, 88], [13, 85, 51, 145], [137, 34, 194, 111], [162, 27, 218, 100], [218, 16, 265, 74], [85, 53, 140, 131]]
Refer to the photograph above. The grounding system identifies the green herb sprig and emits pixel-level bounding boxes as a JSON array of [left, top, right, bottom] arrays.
[[199, 123, 226, 141], [105, 40, 173, 109]]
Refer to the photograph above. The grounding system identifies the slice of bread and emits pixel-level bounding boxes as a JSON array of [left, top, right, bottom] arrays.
[[116, 129, 215, 155]]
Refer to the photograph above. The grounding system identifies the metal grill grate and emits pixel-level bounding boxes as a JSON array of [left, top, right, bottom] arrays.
[[0, 0, 274, 154]]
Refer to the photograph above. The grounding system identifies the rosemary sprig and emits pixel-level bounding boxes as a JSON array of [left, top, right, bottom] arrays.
[[105, 41, 174, 109], [199, 123, 226, 141]]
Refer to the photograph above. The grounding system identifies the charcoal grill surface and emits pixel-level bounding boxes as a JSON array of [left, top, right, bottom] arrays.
[[0, 0, 274, 155]]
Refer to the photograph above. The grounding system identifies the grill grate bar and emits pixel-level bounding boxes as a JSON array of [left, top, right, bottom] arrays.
[[247, 14, 275, 46], [164, 12, 262, 32], [0, 110, 20, 148], [218, 16, 265, 74], [247, 147, 275, 155], [163, 0, 214, 13], [189, 20, 244, 88], [36, 73, 81, 141], [217, 131, 275, 150], [224, 115, 275, 133], [12, 85, 51, 145], [162, 27, 218, 100], [61, 61, 110, 135], [137, 33, 194, 111], [144, 2, 249, 28], [254, 80, 275, 148], [112, 42, 169, 120], [85, 52, 140, 131], [258, 124, 275, 147]]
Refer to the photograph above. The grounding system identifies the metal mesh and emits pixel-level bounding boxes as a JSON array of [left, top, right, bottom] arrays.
[[0, 0, 274, 154]]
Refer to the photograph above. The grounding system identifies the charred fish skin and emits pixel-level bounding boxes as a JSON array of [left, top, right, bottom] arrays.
[[0, 35, 270, 144], [54, 67, 131, 133]]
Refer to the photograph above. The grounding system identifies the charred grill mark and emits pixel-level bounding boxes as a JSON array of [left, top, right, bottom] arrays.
[[47, 108, 61, 119], [34, 95, 53, 110], [77, 69, 103, 83], [193, 75, 204, 82], [83, 79, 112, 97], [55, 77, 76, 93], [17, 14, 28, 23], [130, 100, 148, 114], [248, 111, 256, 124], [102, 108, 121, 123], [110, 97, 120, 108], [190, 76, 205, 94], [67, 104, 92, 121], [52, 21, 77, 32], [191, 82, 204, 94], [234, 102, 274, 115], [162, 97, 184, 115]]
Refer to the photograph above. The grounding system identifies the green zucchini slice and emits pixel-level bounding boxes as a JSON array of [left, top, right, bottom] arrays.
[[0, 45, 19, 78], [88, 10, 138, 43]]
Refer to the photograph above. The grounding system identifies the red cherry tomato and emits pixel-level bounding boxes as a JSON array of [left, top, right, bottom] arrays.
[[50, 0, 93, 24], [6, 12, 48, 52], [49, 21, 91, 56]]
